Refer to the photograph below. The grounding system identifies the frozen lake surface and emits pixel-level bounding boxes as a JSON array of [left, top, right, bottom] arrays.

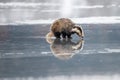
[[0, 24, 120, 80]]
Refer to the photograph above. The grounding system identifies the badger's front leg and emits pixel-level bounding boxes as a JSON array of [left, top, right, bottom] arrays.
[[67, 33, 72, 39], [61, 31, 67, 39]]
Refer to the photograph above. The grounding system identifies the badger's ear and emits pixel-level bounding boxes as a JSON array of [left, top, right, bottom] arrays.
[[72, 25, 77, 28]]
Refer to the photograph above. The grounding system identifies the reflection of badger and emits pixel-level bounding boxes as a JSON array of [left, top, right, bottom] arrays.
[[46, 38, 84, 60], [46, 18, 84, 39]]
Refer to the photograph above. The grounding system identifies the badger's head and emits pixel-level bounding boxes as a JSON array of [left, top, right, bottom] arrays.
[[71, 25, 84, 38]]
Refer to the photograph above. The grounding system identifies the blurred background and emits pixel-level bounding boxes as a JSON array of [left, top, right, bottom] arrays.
[[1, 0, 120, 24]]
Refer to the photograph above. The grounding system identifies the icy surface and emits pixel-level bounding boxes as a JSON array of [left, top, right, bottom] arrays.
[[0, 24, 120, 80]]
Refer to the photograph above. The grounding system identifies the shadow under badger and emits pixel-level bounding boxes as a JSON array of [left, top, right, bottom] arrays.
[[46, 18, 84, 39]]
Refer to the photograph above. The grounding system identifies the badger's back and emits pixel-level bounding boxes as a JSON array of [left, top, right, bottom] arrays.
[[51, 18, 75, 33]]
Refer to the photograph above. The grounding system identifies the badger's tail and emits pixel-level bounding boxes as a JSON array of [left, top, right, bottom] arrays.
[[46, 32, 55, 44], [46, 32, 54, 38]]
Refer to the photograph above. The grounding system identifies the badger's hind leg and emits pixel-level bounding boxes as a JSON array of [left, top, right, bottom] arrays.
[[54, 32, 61, 39]]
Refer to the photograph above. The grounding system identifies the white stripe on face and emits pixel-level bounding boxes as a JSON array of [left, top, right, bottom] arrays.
[[72, 28, 81, 36]]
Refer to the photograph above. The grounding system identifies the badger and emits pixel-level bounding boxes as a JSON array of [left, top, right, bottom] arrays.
[[46, 18, 84, 39]]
